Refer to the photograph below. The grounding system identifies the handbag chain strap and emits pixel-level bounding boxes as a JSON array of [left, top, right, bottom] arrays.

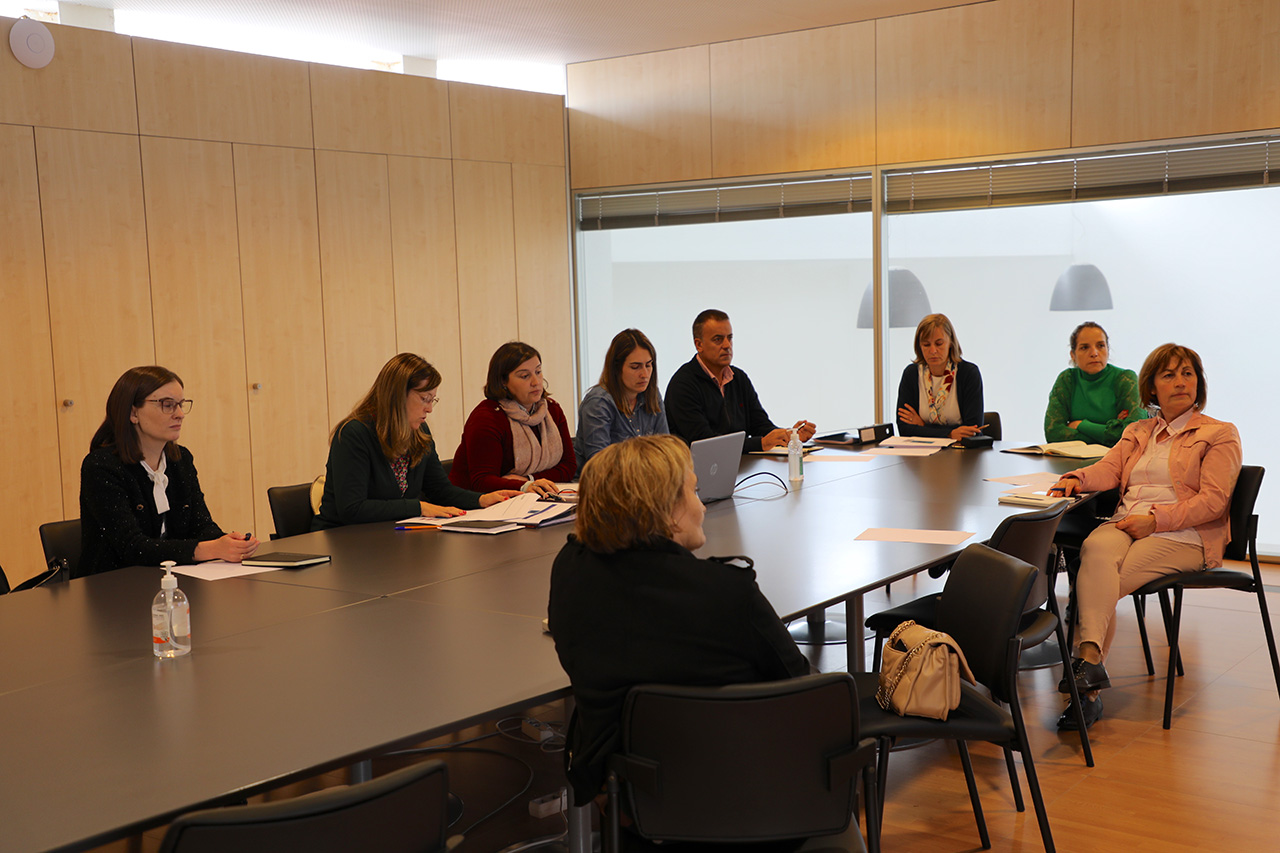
[[876, 621, 945, 710]]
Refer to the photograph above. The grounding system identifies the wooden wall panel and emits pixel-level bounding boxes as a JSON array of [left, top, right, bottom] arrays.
[[0, 17, 137, 134], [453, 160, 519, 413], [315, 150, 399, 424], [140, 136, 254, 533], [133, 39, 313, 147], [512, 164, 574, 429], [710, 23, 876, 176], [876, 0, 1073, 164], [567, 46, 712, 189], [37, 128, 155, 515], [388, 156, 466, 454], [0, 125, 64, 583], [1073, 0, 1280, 146], [310, 64, 451, 158], [450, 83, 565, 166], [234, 145, 330, 538]]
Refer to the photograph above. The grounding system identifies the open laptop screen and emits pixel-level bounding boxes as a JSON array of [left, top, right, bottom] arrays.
[[690, 431, 746, 503]]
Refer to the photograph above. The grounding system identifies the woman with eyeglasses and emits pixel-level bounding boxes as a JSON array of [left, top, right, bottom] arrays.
[[314, 353, 520, 530], [79, 365, 259, 577]]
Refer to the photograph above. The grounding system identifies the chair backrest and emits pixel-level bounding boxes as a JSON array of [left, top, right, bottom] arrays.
[[38, 518, 82, 577], [158, 759, 450, 853], [267, 484, 315, 539], [987, 500, 1070, 611], [615, 672, 862, 843], [982, 411, 1003, 440], [1224, 465, 1265, 562], [935, 543, 1037, 704]]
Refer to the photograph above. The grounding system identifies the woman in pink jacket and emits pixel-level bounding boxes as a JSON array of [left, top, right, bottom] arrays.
[[1047, 343, 1241, 729]]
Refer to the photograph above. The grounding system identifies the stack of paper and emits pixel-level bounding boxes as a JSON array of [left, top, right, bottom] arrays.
[[397, 493, 574, 534]]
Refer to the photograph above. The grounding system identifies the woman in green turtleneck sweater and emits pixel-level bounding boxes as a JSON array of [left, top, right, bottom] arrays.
[[1044, 322, 1148, 446]]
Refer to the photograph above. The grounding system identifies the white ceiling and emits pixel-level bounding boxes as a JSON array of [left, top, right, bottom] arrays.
[[61, 0, 986, 66]]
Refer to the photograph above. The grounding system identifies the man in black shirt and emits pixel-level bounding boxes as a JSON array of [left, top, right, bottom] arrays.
[[664, 309, 816, 453]]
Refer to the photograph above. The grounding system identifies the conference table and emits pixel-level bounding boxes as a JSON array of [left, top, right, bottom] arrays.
[[0, 442, 1091, 852]]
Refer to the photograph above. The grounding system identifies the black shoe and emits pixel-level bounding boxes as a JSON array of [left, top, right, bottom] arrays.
[[1058, 657, 1111, 694], [1057, 695, 1103, 730]]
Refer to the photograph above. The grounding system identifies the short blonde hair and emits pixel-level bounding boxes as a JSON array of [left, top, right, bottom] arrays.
[[912, 313, 964, 365], [575, 434, 691, 554]]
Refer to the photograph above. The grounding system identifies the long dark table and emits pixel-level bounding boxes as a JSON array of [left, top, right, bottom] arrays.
[[0, 441, 1092, 852], [734, 446, 1089, 668]]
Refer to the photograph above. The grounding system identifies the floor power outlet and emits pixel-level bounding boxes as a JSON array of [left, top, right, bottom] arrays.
[[529, 788, 567, 818], [521, 718, 555, 741]]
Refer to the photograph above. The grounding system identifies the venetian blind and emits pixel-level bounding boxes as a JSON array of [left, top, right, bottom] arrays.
[[576, 174, 874, 230], [885, 136, 1278, 213]]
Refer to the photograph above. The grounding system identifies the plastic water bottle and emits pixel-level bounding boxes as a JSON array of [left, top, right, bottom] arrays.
[[788, 428, 804, 484], [152, 561, 191, 658]]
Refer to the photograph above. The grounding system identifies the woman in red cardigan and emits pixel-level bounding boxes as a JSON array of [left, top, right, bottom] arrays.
[[450, 341, 576, 496]]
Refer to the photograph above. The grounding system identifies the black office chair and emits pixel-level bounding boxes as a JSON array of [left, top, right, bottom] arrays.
[[158, 759, 458, 853], [1126, 465, 1280, 729], [267, 483, 315, 539], [868, 502, 1067, 669], [853, 544, 1056, 852], [606, 672, 879, 853], [441, 458, 453, 478], [38, 518, 82, 580], [982, 411, 1002, 440], [866, 502, 1092, 768]]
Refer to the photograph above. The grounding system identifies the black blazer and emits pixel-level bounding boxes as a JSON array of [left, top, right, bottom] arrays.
[[314, 419, 482, 529], [547, 535, 809, 801], [79, 445, 224, 578]]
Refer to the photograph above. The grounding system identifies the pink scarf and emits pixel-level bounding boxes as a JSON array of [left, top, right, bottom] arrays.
[[497, 398, 563, 477]]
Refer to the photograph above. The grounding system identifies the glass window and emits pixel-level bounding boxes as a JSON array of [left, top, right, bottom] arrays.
[[885, 187, 1280, 548], [576, 213, 874, 436]]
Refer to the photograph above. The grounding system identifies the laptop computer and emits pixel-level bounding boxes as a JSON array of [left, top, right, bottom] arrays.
[[690, 431, 746, 503]]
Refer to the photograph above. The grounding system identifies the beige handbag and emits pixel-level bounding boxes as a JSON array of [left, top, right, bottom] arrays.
[[876, 620, 975, 720]]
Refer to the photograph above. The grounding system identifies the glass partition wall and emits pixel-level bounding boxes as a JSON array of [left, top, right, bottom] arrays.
[[573, 140, 1280, 551], [577, 213, 875, 435]]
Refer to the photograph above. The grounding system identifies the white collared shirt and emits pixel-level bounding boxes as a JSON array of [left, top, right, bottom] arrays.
[[1113, 409, 1200, 546]]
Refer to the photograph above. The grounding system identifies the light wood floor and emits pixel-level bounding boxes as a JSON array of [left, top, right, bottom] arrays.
[[832, 560, 1280, 852], [89, 562, 1280, 852]]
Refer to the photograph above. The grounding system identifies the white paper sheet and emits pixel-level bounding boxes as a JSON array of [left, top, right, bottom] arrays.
[[859, 447, 941, 457], [169, 561, 282, 581], [400, 493, 536, 525], [984, 472, 1062, 487], [399, 493, 569, 527], [880, 436, 956, 448], [855, 527, 975, 545]]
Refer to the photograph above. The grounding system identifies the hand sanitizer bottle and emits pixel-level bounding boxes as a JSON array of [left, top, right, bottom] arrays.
[[788, 428, 804, 484], [152, 561, 191, 658]]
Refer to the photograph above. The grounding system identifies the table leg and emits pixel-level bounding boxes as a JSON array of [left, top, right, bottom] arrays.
[[846, 595, 866, 673], [787, 608, 849, 644], [566, 788, 593, 853]]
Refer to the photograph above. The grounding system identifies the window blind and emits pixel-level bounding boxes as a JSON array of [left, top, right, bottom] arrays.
[[885, 136, 1277, 213], [577, 174, 874, 230]]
